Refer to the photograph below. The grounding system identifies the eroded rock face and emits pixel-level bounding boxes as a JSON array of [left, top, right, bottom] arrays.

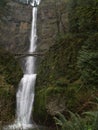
[[0, 0, 68, 53], [37, 0, 68, 50], [0, 0, 32, 53], [0, 0, 69, 124]]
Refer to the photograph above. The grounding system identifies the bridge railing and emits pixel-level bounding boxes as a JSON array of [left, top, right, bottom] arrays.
[[14, 50, 47, 58]]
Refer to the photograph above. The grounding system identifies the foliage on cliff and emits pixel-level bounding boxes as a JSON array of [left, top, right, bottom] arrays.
[[0, 48, 22, 86], [34, 0, 98, 125], [54, 111, 98, 130], [0, 0, 7, 16], [0, 47, 22, 124], [0, 0, 6, 8], [78, 33, 98, 88], [68, 0, 98, 33]]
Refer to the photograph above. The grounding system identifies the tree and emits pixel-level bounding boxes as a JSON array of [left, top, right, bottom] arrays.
[[77, 33, 98, 88]]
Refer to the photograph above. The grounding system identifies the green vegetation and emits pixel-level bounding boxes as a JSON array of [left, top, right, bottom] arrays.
[[68, 0, 98, 33], [0, 0, 6, 7], [0, 0, 98, 129], [78, 33, 98, 88], [0, 48, 23, 86], [34, 0, 98, 127], [0, 0, 7, 16], [54, 111, 98, 130], [54, 112, 88, 130], [0, 48, 22, 124]]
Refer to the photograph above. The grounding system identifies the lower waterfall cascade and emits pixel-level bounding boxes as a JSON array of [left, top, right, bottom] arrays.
[[4, 0, 41, 129]]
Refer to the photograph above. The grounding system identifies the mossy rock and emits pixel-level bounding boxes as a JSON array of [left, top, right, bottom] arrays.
[[34, 85, 66, 125]]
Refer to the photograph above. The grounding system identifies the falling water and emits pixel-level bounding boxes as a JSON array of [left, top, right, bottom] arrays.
[[5, 0, 41, 129], [16, 6, 38, 126]]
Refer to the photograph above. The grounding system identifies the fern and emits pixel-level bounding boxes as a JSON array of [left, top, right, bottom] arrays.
[[54, 112, 89, 130], [69, 111, 88, 130], [84, 111, 98, 130]]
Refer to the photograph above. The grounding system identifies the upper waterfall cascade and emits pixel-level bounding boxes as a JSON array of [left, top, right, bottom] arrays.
[[5, 0, 41, 129], [18, 0, 41, 5]]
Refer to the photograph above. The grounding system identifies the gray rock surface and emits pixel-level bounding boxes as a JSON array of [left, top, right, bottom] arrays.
[[37, 0, 68, 50], [0, 0, 68, 53], [0, 0, 32, 53]]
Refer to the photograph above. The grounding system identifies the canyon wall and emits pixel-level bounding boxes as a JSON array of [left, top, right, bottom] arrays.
[[0, 0, 68, 52], [0, 0, 68, 124]]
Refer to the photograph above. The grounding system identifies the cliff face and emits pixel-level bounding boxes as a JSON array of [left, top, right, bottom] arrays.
[[0, 0, 68, 52], [0, 0, 69, 125], [0, 0, 32, 53], [0, 0, 98, 127], [38, 0, 68, 50], [34, 0, 98, 125]]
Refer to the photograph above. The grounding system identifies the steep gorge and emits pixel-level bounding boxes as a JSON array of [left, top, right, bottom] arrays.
[[0, 0, 31, 53], [0, 0, 68, 53], [0, 0, 69, 125], [34, 0, 98, 125], [0, 0, 98, 128], [0, 48, 22, 125]]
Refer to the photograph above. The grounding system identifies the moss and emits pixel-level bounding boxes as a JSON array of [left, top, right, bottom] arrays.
[[34, 85, 66, 125], [56, 77, 69, 87], [34, 34, 82, 123], [34, 0, 98, 126], [35, 82, 97, 122], [0, 47, 22, 124], [0, 75, 15, 123], [36, 34, 86, 88], [0, 0, 6, 8], [34, 33, 97, 125], [0, 0, 7, 17], [0, 47, 23, 86]]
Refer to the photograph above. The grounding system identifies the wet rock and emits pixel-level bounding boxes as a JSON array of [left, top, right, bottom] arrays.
[[0, 0, 32, 53], [0, 0, 68, 53], [38, 0, 69, 50]]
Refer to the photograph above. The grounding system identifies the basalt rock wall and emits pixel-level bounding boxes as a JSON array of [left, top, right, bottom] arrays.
[[0, 0, 68, 53], [0, 0, 32, 53], [37, 0, 68, 50]]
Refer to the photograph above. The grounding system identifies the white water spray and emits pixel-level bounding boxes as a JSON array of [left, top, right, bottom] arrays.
[[16, 0, 40, 127], [6, 0, 41, 129]]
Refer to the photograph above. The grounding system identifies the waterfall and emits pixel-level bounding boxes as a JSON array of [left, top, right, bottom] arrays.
[[5, 0, 41, 129], [16, 6, 38, 126], [16, 0, 40, 128]]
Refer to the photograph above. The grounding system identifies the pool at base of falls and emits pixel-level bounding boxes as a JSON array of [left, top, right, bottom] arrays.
[[3, 124, 52, 130], [3, 123, 34, 130]]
